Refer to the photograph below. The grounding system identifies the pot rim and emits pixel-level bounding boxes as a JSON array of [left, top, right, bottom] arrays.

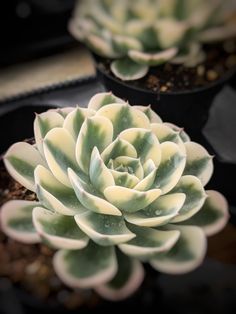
[[93, 54, 236, 97]]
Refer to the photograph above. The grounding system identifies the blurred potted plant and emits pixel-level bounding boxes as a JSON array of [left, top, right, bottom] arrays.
[[0, 92, 229, 308], [69, 0, 236, 132]]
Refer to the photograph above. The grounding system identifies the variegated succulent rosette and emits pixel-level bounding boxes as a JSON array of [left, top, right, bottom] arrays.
[[69, 0, 236, 81], [1, 92, 229, 301]]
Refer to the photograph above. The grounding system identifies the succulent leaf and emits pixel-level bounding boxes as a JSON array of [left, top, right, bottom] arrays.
[[133, 106, 162, 123], [199, 24, 236, 43], [1, 200, 41, 243], [153, 142, 186, 194], [101, 138, 137, 164], [119, 224, 180, 259], [171, 175, 206, 222], [34, 111, 64, 156], [124, 193, 186, 227], [114, 156, 143, 179], [33, 207, 89, 249], [75, 211, 135, 246], [55, 107, 75, 118], [68, 168, 122, 216], [63, 107, 95, 140], [128, 47, 178, 66], [155, 20, 187, 49], [119, 128, 161, 167], [4, 142, 47, 192], [112, 35, 143, 55], [183, 190, 229, 236], [53, 242, 117, 288], [111, 170, 139, 189], [134, 167, 157, 191], [86, 33, 121, 58], [104, 186, 162, 213], [95, 250, 144, 301], [165, 122, 191, 143], [151, 123, 178, 143], [111, 58, 149, 81], [150, 225, 207, 274], [183, 142, 213, 186], [35, 165, 86, 216], [44, 128, 77, 187], [89, 147, 115, 194], [88, 92, 125, 111], [96, 103, 150, 138], [171, 43, 206, 67], [127, 22, 160, 50], [76, 115, 114, 174]]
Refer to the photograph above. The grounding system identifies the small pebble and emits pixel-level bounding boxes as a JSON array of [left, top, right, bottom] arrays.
[[3, 189, 9, 195], [197, 65, 205, 76], [160, 85, 168, 92], [206, 70, 218, 81], [146, 74, 159, 89], [41, 245, 54, 256], [38, 265, 51, 278], [27, 193, 36, 200], [26, 261, 40, 275]]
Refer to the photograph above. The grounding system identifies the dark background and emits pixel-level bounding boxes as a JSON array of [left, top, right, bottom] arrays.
[[0, 0, 76, 67]]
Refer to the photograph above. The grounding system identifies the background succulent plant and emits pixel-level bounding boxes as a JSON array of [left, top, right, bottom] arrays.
[[1, 92, 229, 300], [69, 0, 236, 80]]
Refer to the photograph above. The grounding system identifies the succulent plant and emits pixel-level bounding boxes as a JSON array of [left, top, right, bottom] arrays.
[[1, 92, 229, 300], [69, 0, 236, 80]]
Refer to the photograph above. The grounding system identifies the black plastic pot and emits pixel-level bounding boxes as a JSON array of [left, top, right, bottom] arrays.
[[229, 72, 236, 90], [94, 55, 235, 134]]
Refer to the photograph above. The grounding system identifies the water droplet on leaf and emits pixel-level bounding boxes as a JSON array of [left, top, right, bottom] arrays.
[[155, 209, 162, 216]]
